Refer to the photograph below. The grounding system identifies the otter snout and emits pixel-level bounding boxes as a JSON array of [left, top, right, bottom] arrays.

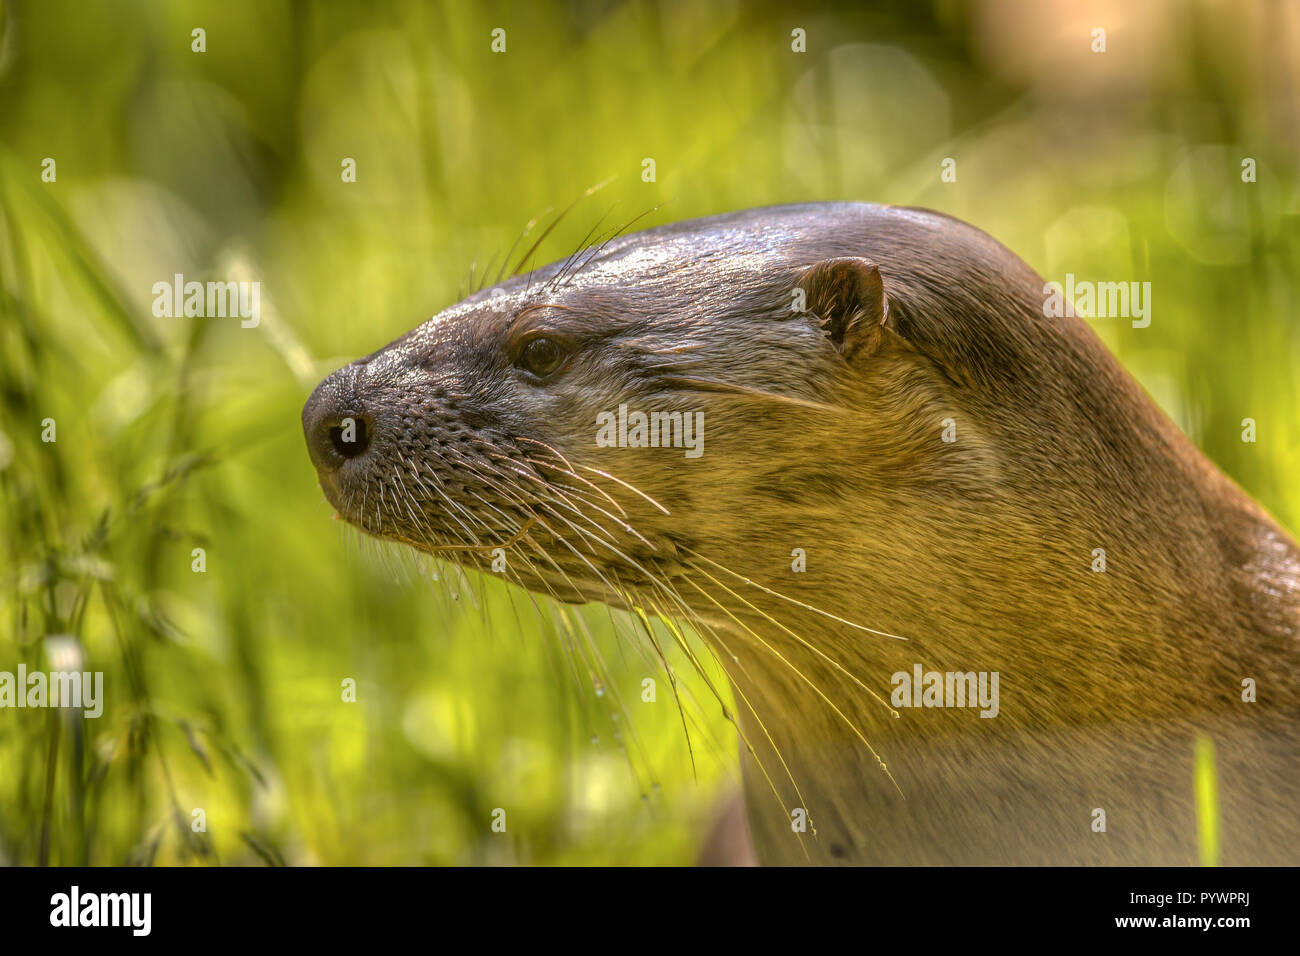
[[302, 362, 376, 483]]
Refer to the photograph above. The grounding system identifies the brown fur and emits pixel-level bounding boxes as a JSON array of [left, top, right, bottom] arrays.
[[304, 203, 1300, 864]]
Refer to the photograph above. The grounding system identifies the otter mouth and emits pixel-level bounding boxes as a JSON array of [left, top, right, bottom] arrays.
[[326, 477, 689, 608], [301, 349, 690, 609], [302, 369, 547, 556], [319, 473, 543, 562], [307, 441, 674, 606]]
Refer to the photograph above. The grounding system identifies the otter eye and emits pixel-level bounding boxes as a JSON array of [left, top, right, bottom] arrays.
[[518, 337, 566, 378]]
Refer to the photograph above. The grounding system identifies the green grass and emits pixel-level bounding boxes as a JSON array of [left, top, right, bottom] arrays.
[[1194, 737, 1221, 867], [1, 0, 1296, 865]]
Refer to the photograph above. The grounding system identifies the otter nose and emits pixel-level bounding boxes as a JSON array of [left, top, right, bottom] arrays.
[[302, 365, 374, 473]]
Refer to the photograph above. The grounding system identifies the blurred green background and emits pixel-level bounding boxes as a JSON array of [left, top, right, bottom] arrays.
[[0, 0, 1296, 865]]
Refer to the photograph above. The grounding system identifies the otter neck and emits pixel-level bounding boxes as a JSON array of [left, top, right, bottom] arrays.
[[701, 481, 1299, 727], [706, 497, 1299, 865]]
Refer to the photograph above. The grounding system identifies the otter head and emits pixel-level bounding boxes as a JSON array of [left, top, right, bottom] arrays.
[[302, 207, 1040, 635]]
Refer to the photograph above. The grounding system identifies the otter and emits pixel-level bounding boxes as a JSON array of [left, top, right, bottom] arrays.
[[302, 203, 1300, 865]]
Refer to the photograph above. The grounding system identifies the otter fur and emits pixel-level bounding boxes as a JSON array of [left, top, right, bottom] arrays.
[[303, 203, 1300, 865]]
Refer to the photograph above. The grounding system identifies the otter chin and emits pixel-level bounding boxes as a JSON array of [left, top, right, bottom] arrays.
[[303, 202, 1300, 866]]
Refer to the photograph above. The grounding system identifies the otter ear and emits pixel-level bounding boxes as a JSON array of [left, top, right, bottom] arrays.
[[797, 257, 897, 360]]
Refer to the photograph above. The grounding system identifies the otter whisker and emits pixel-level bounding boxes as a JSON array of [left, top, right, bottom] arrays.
[[460, 471, 626, 558], [679, 571, 902, 798], [635, 585, 814, 858], [460, 486, 527, 530], [513, 537, 592, 603], [577, 608, 681, 796], [406, 448, 529, 538], [619, 605, 733, 771], [376, 481, 388, 533], [611, 570, 735, 768], [400, 450, 504, 546], [468, 450, 659, 552], [623, 598, 699, 780], [530, 503, 613, 557], [681, 561, 899, 717], [684, 548, 909, 641], [577, 607, 693, 808], [676, 555, 907, 795], [513, 178, 613, 279], [544, 514, 679, 599], [494, 206, 551, 289], [388, 469, 485, 571], [474, 247, 505, 296], [572, 464, 671, 516], [422, 517, 539, 554], [392, 465, 436, 535], [549, 201, 619, 288], [528, 515, 626, 597], [503, 464, 629, 530], [533, 487, 658, 553], [561, 601, 677, 799], [468, 447, 598, 516], [513, 437, 628, 518], [639, 594, 733, 745], [552, 204, 663, 291], [459, 253, 480, 300], [535, 477, 627, 519], [437, 449, 541, 512], [547, 213, 631, 292], [405, 465, 485, 546], [487, 533, 589, 649], [403, 458, 548, 558]]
